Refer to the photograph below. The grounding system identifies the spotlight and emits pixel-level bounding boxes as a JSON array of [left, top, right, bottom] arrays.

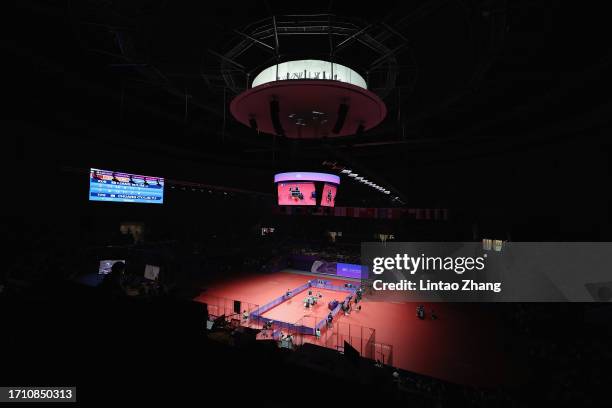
[[348, 173, 358, 178], [341, 169, 352, 174]]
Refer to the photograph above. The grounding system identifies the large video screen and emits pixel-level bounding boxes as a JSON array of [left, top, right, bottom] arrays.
[[320, 183, 337, 207], [89, 168, 164, 204], [277, 181, 317, 206]]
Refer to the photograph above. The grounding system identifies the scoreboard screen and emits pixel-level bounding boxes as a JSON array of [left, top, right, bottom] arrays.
[[89, 168, 164, 204], [320, 183, 337, 207], [277, 181, 317, 206]]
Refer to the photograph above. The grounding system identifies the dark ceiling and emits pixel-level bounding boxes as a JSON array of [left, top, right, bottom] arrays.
[[9, 0, 612, 215]]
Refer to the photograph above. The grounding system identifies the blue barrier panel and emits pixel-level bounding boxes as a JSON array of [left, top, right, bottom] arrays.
[[310, 280, 358, 293], [250, 281, 312, 318], [315, 291, 355, 330]]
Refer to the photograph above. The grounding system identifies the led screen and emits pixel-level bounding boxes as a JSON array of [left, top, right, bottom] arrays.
[[277, 182, 317, 206], [337, 263, 366, 279], [320, 183, 337, 207], [98, 260, 125, 275], [89, 168, 164, 204]]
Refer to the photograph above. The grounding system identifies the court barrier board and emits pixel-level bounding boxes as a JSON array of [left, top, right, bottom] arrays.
[[249, 281, 311, 317]]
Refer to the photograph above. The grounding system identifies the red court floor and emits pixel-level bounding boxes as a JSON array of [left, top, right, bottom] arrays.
[[194, 271, 524, 387]]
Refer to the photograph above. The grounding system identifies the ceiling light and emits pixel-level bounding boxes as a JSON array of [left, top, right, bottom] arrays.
[[341, 169, 351, 174], [349, 173, 358, 177]]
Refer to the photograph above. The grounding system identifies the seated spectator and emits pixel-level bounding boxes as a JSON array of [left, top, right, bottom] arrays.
[[417, 305, 425, 320], [100, 261, 125, 295]]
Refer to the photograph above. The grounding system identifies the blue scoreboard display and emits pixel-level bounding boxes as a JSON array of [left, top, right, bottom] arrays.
[[89, 168, 164, 204]]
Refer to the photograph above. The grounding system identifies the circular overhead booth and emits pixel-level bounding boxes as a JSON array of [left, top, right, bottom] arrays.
[[231, 59, 387, 139]]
